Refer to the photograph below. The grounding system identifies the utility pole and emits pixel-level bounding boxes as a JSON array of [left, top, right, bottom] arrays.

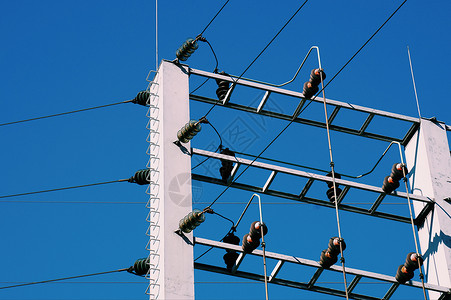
[[146, 61, 194, 300], [405, 118, 451, 300], [146, 61, 451, 299]]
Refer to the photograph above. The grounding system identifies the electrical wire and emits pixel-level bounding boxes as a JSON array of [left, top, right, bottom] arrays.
[[202, 0, 310, 118], [0, 200, 145, 204], [0, 100, 132, 127], [393, 148, 427, 300], [407, 46, 422, 119], [191, 120, 224, 170], [318, 68, 349, 299], [0, 268, 129, 290], [203, 0, 409, 210], [210, 210, 235, 226], [320, 0, 408, 93], [190, 38, 220, 95], [199, 0, 230, 36], [0, 179, 128, 199]]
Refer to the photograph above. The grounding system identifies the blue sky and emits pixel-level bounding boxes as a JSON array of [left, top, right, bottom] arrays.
[[1, 1, 450, 299]]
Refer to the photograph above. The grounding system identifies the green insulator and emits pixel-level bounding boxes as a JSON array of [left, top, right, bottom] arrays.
[[179, 209, 205, 233], [132, 90, 150, 106], [130, 169, 149, 185], [176, 38, 199, 61], [177, 120, 201, 144], [133, 257, 149, 275]]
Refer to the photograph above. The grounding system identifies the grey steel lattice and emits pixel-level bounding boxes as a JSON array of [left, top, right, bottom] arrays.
[[191, 148, 434, 224], [194, 237, 451, 300], [189, 68, 426, 145]]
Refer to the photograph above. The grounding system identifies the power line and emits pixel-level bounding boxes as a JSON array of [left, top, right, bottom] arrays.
[[203, 0, 409, 210], [199, 0, 231, 36], [0, 179, 128, 199], [0, 200, 145, 204], [203, 0, 310, 118], [321, 0, 408, 92], [0, 268, 129, 290], [189, 38, 220, 95], [0, 100, 132, 127]]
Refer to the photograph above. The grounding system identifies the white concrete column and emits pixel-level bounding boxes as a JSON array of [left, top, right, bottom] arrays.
[[405, 119, 451, 299], [149, 60, 194, 299]]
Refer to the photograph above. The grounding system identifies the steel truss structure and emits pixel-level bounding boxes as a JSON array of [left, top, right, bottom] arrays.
[[185, 65, 451, 299], [191, 148, 433, 224], [194, 238, 451, 300], [189, 68, 451, 146]]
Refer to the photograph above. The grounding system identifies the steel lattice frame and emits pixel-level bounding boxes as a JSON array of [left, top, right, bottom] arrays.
[[186, 65, 451, 299]]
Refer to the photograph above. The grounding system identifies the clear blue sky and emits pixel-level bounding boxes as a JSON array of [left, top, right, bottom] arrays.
[[1, 0, 450, 299]]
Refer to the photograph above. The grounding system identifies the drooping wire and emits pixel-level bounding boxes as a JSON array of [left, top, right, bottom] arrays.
[[0, 179, 128, 199], [201, 0, 310, 118], [191, 120, 224, 170], [0, 100, 132, 127], [203, 0, 409, 210], [190, 38, 220, 95], [0, 268, 129, 290], [0, 200, 145, 204]]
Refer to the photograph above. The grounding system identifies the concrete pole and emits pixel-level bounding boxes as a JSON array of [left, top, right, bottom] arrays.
[[405, 119, 451, 299], [147, 60, 194, 299]]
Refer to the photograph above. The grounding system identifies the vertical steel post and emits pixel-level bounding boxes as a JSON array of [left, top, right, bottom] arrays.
[[147, 60, 194, 299], [405, 119, 451, 299]]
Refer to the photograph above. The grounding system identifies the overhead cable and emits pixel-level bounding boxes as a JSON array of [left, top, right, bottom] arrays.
[[198, 0, 231, 36], [203, 0, 409, 209], [0, 179, 127, 199], [0, 268, 129, 290], [0, 100, 132, 127], [202, 0, 310, 118]]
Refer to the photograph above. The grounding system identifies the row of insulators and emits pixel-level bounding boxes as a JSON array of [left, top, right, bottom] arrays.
[[177, 120, 202, 144], [395, 252, 423, 283], [382, 163, 408, 194], [219, 148, 235, 182], [242, 221, 268, 253], [215, 71, 231, 101], [323, 162, 408, 203], [303, 69, 326, 99], [176, 38, 199, 62], [179, 209, 206, 233], [319, 237, 346, 268], [128, 169, 149, 185], [222, 221, 268, 271], [131, 257, 150, 276], [325, 172, 342, 203]]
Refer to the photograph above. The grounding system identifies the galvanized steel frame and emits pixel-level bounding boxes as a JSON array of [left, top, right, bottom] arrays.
[[188, 68, 426, 145], [191, 148, 434, 224], [194, 237, 451, 300]]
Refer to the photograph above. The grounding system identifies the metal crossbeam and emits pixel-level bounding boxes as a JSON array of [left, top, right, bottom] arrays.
[[189, 68, 422, 145], [194, 237, 451, 299], [191, 148, 433, 223]]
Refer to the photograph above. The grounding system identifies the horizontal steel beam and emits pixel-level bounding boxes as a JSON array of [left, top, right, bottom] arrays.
[[189, 68, 419, 124], [194, 237, 451, 296], [193, 173, 412, 223], [195, 262, 379, 300], [192, 148, 431, 204], [190, 94, 407, 144]]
